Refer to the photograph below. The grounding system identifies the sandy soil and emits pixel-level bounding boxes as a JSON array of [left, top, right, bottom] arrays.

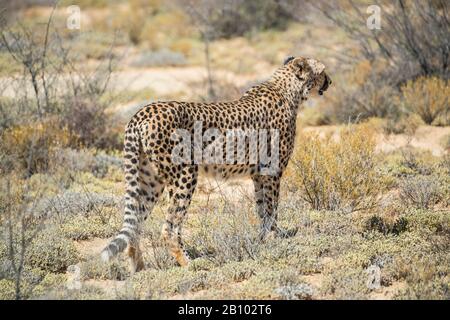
[[305, 125, 450, 156]]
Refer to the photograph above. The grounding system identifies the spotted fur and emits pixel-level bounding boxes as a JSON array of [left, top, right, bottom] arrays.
[[101, 56, 332, 271]]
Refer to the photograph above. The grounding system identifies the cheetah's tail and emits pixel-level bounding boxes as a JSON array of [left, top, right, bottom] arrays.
[[101, 121, 143, 263]]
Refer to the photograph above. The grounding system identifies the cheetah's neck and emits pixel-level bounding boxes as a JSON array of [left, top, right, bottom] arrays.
[[265, 69, 308, 111]]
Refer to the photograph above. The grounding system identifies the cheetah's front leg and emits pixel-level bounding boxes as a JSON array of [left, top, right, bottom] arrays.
[[253, 175, 297, 240], [253, 175, 280, 240]]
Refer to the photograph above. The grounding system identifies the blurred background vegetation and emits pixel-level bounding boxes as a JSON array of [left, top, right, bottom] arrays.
[[0, 0, 448, 300]]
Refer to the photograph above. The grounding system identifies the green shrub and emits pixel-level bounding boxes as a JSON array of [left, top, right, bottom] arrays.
[[186, 202, 260, 265], [392, 253, 449, 300], [187, 258, 215, 272], [131, 267, 210, 299], [399, 175, 442, 209], [0, 264, 46, 299], [405, 209, 450, 235], [27, 228, 80, 273], [364, 216, 408, 236], [382, 148, 439, 180], [42, 284, 107, 300], [216, 260, 260, 282], [59, 214, 121, 241], [35, 191, 119, 221], [80, 258, 129, 281], [31, 273, 67, 299], [275, 283, 314, 300], [0, 279, 16, 300], [321, 267, 369, 299], [395, 280, 449, 300], [258, 238, 321, 274], [232, 267, 310, 299]]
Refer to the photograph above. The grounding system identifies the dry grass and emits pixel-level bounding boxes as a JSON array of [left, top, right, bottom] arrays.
[[287, 123, 385, 212], [401, 77, 449, 125]]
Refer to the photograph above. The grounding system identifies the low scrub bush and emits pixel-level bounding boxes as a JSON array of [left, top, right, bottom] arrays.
[[215, 260, 260, 283], [405, 209, 450, 236], [131, 267, 210, 299], [59, 214, 121, 240], [321, 266, 369, 299], [0, 97, 20, 130], [140, 221, 178, 271], [275, 283, 314, 300], [35, 190, 119, 221], [80, 259, 129, 281], [364, 216, 408, 236], [327, 61, 401, 124], [186, 202, 260, 265], [62, 98, 122, 150], [401, 77, 449, 125], [26, 227, 79, 273], [397, 148, 435, 176], [288, 124, 384, 211], [0, 119, 75, 175], [203, 0, 298, 39], [50, 148, 122, 178], [29, 273, 67, 299], [382, 114, 423, 136], [233, 267, 308, 299], [399, 175, 442, 209], [258, 238, 321, 274]]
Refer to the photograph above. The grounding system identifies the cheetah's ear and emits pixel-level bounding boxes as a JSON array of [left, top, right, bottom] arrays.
[[283, 56, 295, 65]]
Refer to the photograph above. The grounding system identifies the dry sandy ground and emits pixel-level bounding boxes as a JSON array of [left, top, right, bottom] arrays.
[[376, 126, 450, 156], [304, 125, 450, 156], [109, 67, 258, 95], [2, 66, 258, 100]]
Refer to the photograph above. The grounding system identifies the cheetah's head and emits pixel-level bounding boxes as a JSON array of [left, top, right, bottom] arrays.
[[283, 56, 332, 97]]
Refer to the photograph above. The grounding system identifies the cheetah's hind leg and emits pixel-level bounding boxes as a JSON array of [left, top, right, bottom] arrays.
[[127, 156, 166, 272], [161, 165, 198, 267]]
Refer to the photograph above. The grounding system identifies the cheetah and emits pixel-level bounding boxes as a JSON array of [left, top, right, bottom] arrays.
[[101, 56, 332, 272]]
